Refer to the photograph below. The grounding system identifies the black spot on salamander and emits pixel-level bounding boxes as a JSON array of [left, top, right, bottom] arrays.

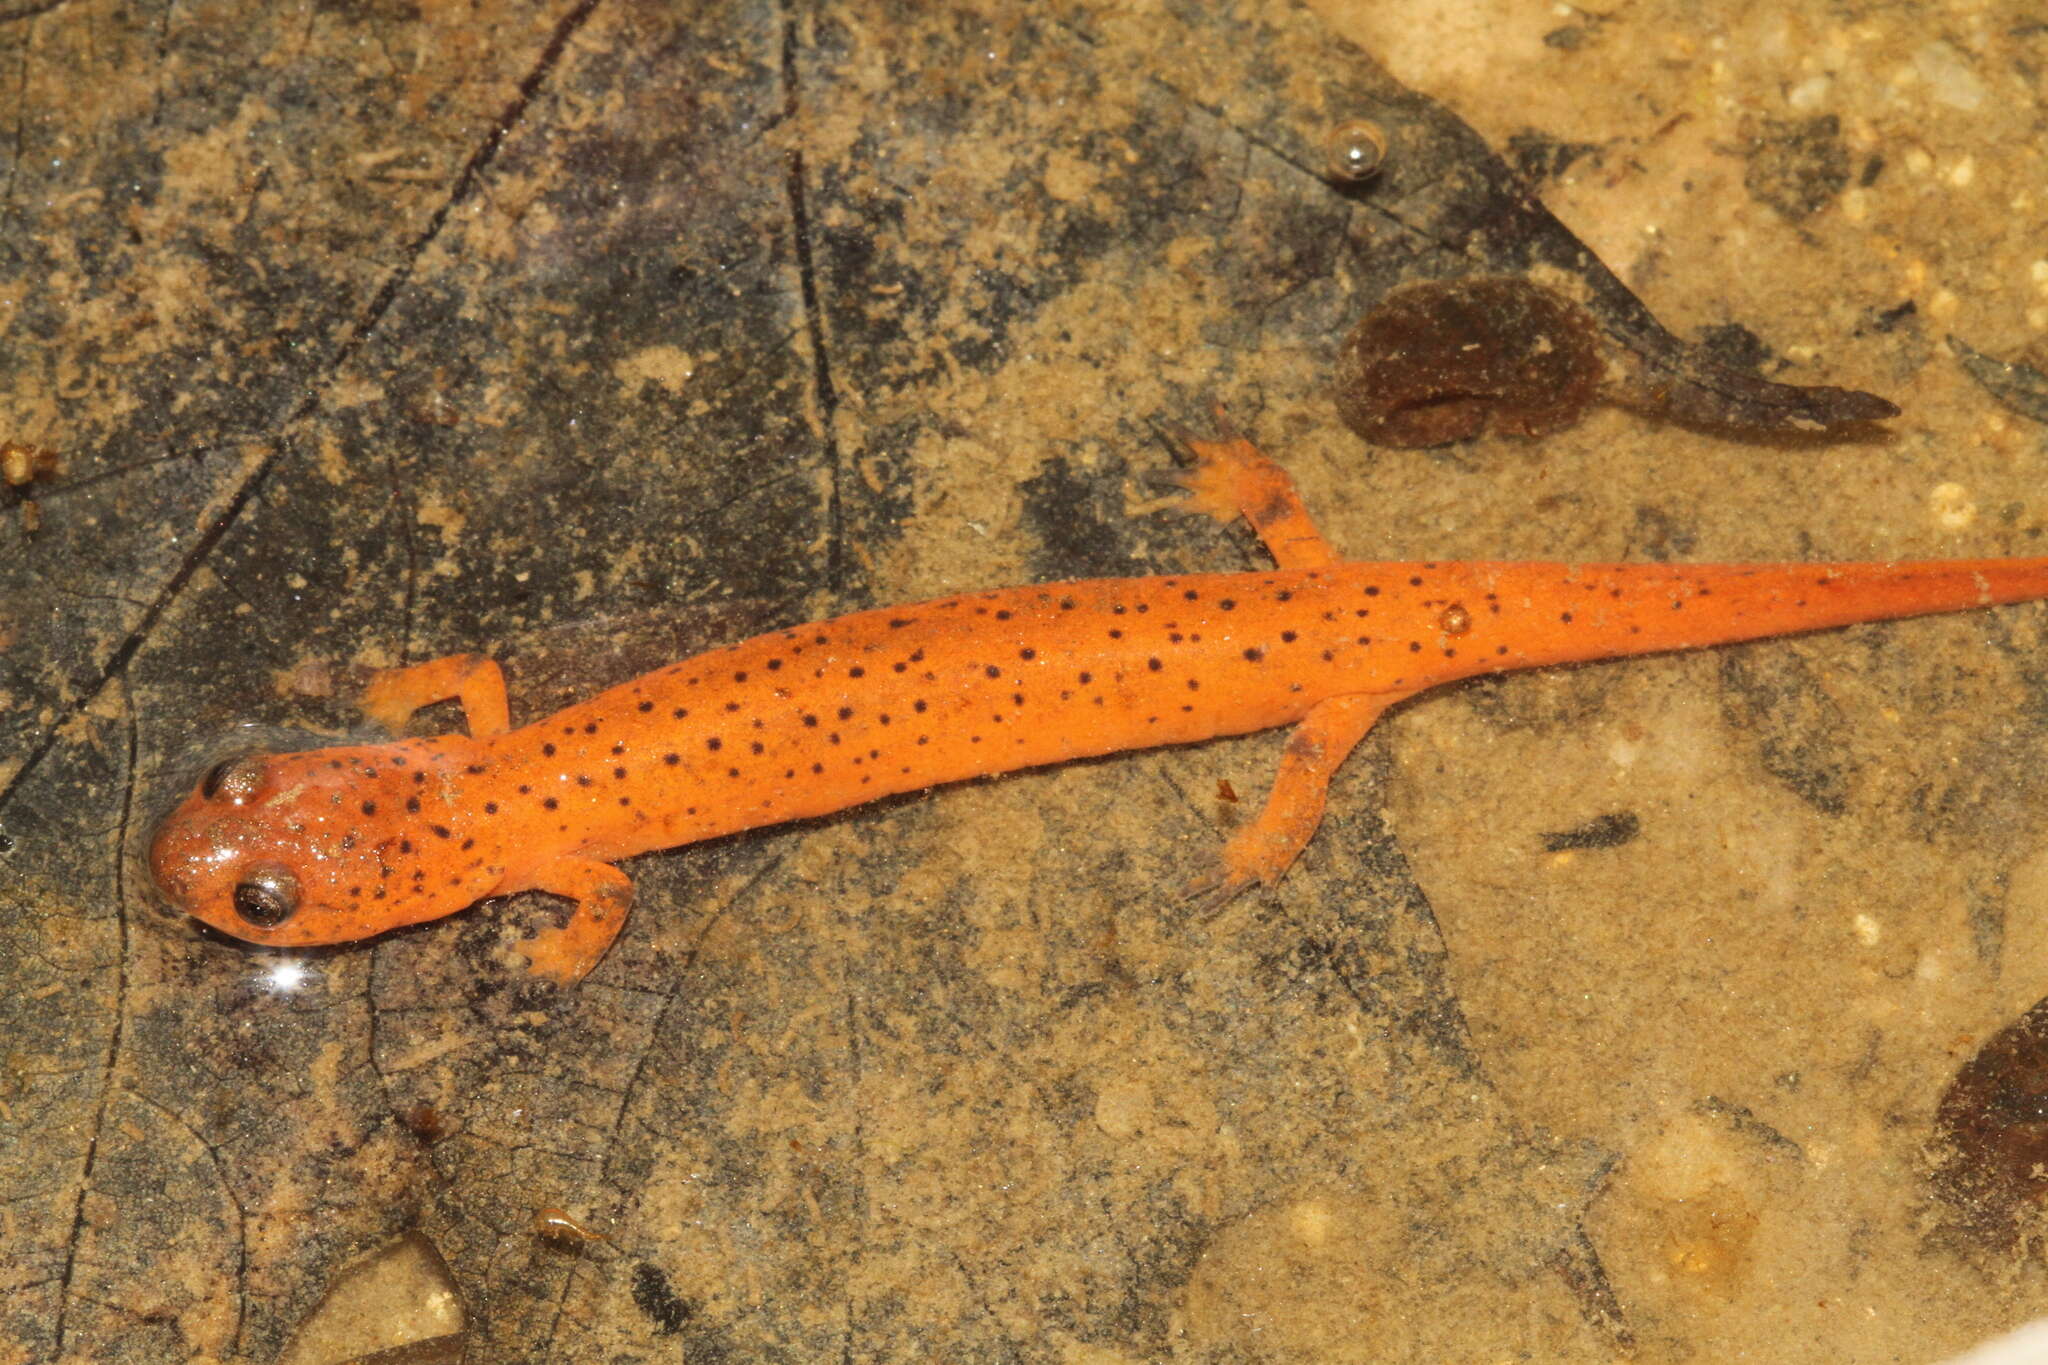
[[672, 707, 688, 719], [1148, 657, 1163, 671], [361, 801, 377, 816], [706, 737, 722, 751], [849, 666, 866, 678], [768, 658, 783, 670], [1365, 586, 1380, 597], [914, 700, 927, 713], [613, 766, 628, 779], [543, 742, 557, 757], [734, 671, 748, 682], [1561, 612, 1574, 623], [1020, 648, 1036, 661], [663, 753, 680, 765], [984, 665, 1001, 679], [838, 707, 854, 719], [484, 802, 498, 814], [1243, 648, 1264, 662], [543, 797, 559, 809]]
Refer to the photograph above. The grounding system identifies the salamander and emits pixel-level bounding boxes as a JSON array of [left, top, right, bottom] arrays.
[[150, 433, 2048, 982]]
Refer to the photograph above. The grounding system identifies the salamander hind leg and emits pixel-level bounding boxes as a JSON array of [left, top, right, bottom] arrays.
[[1189, 693, 1394, 914], [1168, 423, 1338, 571], [515, 857, 635, 985], [362, 653, 512, 737]]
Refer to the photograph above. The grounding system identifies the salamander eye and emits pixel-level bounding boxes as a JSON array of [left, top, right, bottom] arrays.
[[232, 863, 299, 928], [200, 754, 265, 805]]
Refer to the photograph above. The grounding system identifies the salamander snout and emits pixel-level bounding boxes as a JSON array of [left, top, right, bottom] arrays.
[[150, 753, 311, 940]]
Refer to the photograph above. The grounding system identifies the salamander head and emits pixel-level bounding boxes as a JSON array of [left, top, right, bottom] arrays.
[[150, 741, 502, 948]]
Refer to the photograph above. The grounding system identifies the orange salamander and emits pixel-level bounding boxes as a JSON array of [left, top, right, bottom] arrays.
[[151, 433, 2048, 982]]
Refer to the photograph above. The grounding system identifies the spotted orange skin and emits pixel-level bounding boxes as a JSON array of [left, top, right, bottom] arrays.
[[148, 549, 2048, 974]]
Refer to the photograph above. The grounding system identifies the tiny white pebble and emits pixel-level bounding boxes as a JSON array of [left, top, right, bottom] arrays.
[[1929, 481, 1977, 530]]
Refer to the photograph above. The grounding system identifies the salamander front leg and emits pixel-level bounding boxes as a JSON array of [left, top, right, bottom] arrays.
[[516, 857, 634, 985], [362, 653, 512, 738], [1169, 421, 1338, 571], [1189, 693, 1394, 914]]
